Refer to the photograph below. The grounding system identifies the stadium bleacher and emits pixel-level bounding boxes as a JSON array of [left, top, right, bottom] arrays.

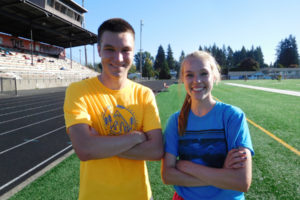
[[0, 47, 98, 80], [0, 0, 98, 93]]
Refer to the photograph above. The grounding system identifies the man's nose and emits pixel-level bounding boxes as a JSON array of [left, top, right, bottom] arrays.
[[114, 51, 124, 63]]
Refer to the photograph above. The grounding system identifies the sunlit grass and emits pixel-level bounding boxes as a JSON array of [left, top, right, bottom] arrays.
[[9, 80, 300, 199], [223, 79, 300, 91]]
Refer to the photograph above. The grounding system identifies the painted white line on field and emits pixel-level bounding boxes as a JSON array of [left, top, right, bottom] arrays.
[[0, 98, 64, 111], [0, 126, 65, 155], [0, 145, 72, 192], [225, 83, 300, 97], [0, 102, 62, 117], [0, 114, 64, 136], [0, 108, 62, 125]]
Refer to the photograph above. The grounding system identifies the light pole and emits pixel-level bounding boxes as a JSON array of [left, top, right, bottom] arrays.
[[79, 49, 81, 64], [139, 20, 143, 75], [82, 0, 87, 66]]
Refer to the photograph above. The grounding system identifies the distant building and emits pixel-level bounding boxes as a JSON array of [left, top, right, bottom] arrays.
[[228, 68, 300, 80], [228, 71, 271, 80], [261, 68, 300, 79], [29, 0, 86, 27]]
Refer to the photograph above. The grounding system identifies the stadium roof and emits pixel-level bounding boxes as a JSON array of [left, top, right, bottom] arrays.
[[0, 0, 97, 48]]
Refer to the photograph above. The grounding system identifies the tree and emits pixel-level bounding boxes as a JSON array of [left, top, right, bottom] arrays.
[[128, 64, 136, 74], [176, 50, 185, 78], [276, 35, 299, 68], [179, 50, 185, 64], [236, 58, 260, 71], [142, 57, 154, 79], [159, 60, 171, 79], [166, 44, 176, 70], [240, 46, 247, 62], [134, 51, 154, 72], [254, 47, 264, 68], [226, 46, 234, 69], [153, 45, 166, 72]]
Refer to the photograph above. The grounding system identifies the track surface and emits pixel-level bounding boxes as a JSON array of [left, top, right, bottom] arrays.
[[0, 79, 176, 196]]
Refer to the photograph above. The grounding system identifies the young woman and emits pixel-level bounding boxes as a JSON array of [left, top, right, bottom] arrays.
[[162, 51, 254, 200]]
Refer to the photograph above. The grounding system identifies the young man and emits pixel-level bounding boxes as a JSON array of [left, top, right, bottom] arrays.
[[64, 18, 163, 200]]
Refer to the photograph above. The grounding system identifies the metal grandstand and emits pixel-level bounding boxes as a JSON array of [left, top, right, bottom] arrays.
[[0, 0, 97, 48], [0, 0, 98, 96]]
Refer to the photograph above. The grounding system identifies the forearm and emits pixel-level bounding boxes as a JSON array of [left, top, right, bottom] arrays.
[[119, 129, 163, 160], [76, 134, 142, 160], [69, 124, 146, 161], [177, 155, 252, 192], [119, 142, 162, 160], [162, 166, 207, 187]]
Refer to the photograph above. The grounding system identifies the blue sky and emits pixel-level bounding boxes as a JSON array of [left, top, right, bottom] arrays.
[[69, 0, 300, 66]]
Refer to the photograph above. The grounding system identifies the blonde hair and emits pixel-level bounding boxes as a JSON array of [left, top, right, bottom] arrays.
[[178, 51, 221, 136]]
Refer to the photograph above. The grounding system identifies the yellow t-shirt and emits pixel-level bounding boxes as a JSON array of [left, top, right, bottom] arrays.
[[64, 77, 161, 200]]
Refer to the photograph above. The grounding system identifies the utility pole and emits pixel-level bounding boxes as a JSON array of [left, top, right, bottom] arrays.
[[79, 49, 81, 64], [139, 20, 143, 75], [82, 0, 87, 66]]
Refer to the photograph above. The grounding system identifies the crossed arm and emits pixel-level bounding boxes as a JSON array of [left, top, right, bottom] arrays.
[[68, 124, 163, 161], [161, 148, 252, 192]]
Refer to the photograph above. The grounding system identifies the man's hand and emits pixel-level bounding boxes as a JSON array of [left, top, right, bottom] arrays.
[[128, 130, 147, 144]]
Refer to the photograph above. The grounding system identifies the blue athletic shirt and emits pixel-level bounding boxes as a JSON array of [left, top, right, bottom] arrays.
[[164, 101, 254, 200]]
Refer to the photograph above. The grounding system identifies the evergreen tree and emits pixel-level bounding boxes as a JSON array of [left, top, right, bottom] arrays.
[[226, 46, 234, 69], [179, 50, 185, 64], [153, 45, 166, 72], [276, 35, 299, 68], [255, 47, 264, 68], [240, 46, 247, 61], [176, 51, 185, 78], [166, 44, 176, 70], [159, 60, 171, 79], [215, 46, 226, 68]]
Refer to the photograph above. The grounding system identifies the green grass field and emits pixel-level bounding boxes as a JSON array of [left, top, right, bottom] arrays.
[[9, 80, 300, 200], [224, 79, 300, 92]]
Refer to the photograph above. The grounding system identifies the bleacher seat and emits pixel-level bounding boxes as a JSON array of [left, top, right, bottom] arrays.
[[0, 47, 99, 80]]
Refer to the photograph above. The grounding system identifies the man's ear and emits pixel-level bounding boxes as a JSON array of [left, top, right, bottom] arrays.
[[97, 45, 101, 57]]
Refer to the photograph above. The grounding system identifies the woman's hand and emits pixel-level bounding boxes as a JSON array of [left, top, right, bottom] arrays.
[[223, 148, 248, 169]]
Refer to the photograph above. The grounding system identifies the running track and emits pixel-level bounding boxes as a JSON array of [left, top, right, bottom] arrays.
[[0, 79, 175, 196], [0, 88, 69, 195]]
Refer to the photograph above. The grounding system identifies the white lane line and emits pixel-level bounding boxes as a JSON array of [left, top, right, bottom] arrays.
[[0, 98, 64, 111], [0, 102, 62, 117], [0, 93, 64, 107], [0, 115, 64, 136], [224, 83, 300, 97], [0, 145, 72, 192], [0, 126, 66, 155], [0, 108, 61, 125]]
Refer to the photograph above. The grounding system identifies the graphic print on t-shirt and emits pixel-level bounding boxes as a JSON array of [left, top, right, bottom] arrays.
[[179, 129, 227, 168], [102, 105, 137, 135]]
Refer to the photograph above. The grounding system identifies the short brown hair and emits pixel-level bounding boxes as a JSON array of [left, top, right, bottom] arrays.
[[97, 18, 135, 46]]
